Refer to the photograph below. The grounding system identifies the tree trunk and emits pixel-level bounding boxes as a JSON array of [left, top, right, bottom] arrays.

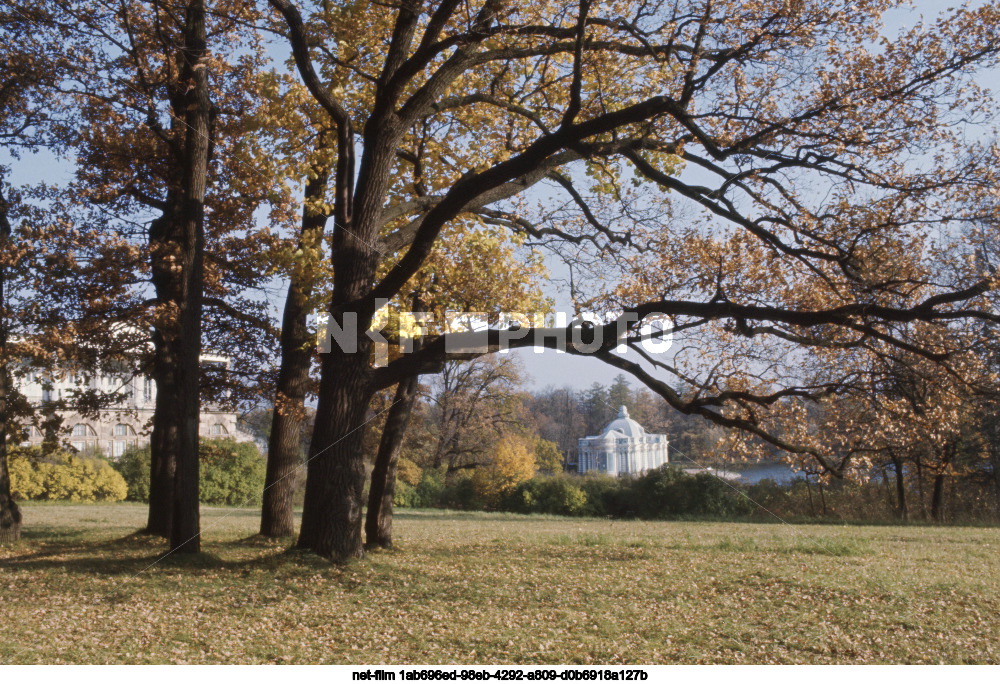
[[290, 41, 405, 558], [145, 0, 212, 552], [931, 472, 946, 522], [169, 0, 211, 555], [259, 394, 304, 537], [260, 143, 331, 538], [0, 460, 18, 544], [145, 363, 177, 537], [804, 474, 816, 517], [892, 455, 908, 522], [989, 417, 1000, 517], [295, 108, 402, 558], [0, 186, 21, 544], [915, 450, 927, 521], [296, 343, 374, 560], [879, 463, 893, 512], [366, 371, 419, 548], [39, 399, 61, 456], [0, 379, 19, 543]]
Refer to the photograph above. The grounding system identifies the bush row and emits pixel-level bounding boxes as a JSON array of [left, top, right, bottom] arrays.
[[394, 465, 755, 520], [8, 439, 265, 506], [113, 438, 266, 506], [9, 447, 128, 502]]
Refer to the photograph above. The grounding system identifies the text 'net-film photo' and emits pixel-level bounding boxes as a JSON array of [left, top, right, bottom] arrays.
[[1, 0, 1000, 670]]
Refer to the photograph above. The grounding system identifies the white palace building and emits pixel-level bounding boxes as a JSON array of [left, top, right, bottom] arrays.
[[577, 405, 669, 476], [16, 354, 254, 458]]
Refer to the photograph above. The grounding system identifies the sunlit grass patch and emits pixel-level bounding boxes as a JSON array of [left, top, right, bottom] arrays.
[[1, 504, 998, 664], [547, 532, 616, 547], [713, 531, 870, 557], [715, 536, 760, 553], [783, 536, 871, 557]]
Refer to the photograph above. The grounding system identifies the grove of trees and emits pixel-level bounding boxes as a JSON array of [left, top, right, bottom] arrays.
[[1, 0, 1000, 558]]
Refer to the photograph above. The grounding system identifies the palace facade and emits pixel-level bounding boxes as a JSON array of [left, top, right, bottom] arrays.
[[16, 354, 253, 458]]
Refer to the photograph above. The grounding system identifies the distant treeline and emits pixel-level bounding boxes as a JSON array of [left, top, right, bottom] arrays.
[[392, 465, 1000, 525], [393, 466, 754, 520]]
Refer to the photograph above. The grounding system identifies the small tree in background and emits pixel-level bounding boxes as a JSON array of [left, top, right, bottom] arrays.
[[533, 438, 564, 475], [471, 436, 537, 509]]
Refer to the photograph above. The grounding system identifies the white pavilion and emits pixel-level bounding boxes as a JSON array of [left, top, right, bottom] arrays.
[[577, 405, 669, 476]]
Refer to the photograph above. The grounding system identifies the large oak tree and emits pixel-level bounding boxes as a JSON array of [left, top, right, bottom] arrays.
[[267, 0, 1000, 560]]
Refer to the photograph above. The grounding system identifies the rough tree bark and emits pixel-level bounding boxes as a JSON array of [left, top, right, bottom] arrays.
[[0, 184, 21, 544], [931, 473, 946, 522], [0, 366, 19, 545], [269, 0, 367, 560], [260, 140, 332, 538], [366, 371, 420, 548], [296, 342, 375, 559], [990, 417, 1000, 511], [146, 0, 213, 552], [145, 386, 176, 537], [804, 474, 816, 517], [892, 454, 908, 522], [931, 443, 954, 523], [915, 451, 927, 521], [295, 122, 407, 558], [290, 115, 384, 559]]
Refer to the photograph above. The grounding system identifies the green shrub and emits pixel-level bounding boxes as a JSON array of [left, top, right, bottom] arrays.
[[9, 447, 127, 502], [413, 468, 447, 507], [439, 471, 484, 510], [400, 468, 489, 511], [503, 475, 588, 516], [198, 438, 266, 506], [495, 467, 753, 520], [110, 439, 265, 506], [393, 479, 420, 507], [392, 464, 753, 521], [578, 474, 628, 517], [505, 485, 536, 514], [113, 445, 151, 502], [629, 466, 754, 519]]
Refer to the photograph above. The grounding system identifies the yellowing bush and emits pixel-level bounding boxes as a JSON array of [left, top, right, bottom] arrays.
[[9, 450, 128, 502], [8, 456, 45, 500], [396, 457, 423, 487], [471, 436, 537, 508]]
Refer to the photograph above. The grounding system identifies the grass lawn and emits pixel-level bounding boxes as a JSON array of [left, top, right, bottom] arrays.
[[1, 503, 998, 664]]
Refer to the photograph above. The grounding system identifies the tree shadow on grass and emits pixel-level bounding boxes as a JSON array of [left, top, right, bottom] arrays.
[[0, 529, 341, 579], [228, 533, 296, 548], [1, 547, 281, 577], [0, 529, 370, 581], [1, 528, 162, 563]]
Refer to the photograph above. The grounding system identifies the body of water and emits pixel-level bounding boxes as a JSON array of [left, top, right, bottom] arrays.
[[734, 462, 803, 485]]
